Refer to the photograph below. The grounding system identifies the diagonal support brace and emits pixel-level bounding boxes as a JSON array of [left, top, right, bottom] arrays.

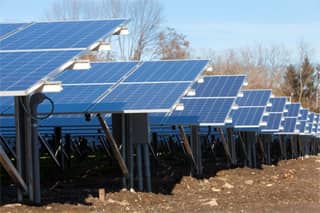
[[97, 113, 128, 177]]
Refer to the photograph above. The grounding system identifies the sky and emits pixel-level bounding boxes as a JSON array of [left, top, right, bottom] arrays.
[[1, 0, 319, 61]]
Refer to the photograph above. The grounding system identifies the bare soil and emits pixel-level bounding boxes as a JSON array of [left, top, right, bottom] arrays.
[[1, 155, 320, 213]]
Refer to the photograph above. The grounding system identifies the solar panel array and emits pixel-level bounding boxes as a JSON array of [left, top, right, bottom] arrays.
[[91, 60, 208, 113], [261, 97, 287, 132], [280, 103, 301, 134], [0, 50, 81, 92], [0, 19, 127, 97], [231, 89, 271, 129], [150, 75, 246, 126], [0, 20, 126, 50], [297, 109, 309, 134], [35, 60, 208, 114]]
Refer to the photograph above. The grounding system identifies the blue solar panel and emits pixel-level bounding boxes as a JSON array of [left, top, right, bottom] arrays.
[[124, 60, 208, 82], [0, 116, 15, 128], [262, 113, 283, 131], [163, 98, 234, 125], [39, 114, 100, 127], [284, 103, 300, 117], [231, 107, 265, 127], [149, 113, 166, 125], [266, 97, 287, 112], [236, 90, 271, 107], [0, 50, 80, 91], [282, 117, 297, 133], [0, 97, 13, 114], [308, 112, 315, 123], [0, 20, 126, 50], [39, 85, 111, 113], [55, 62, 138, 84], [0, 23, 27, 38], [192, 75, 246, 97], [299, 109, 309, 121], [298, 121, 307, 133], [91, 83, 190, 112]]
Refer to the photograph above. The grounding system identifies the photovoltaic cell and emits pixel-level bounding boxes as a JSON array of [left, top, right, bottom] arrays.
[[236, 90, 271, 107], [192, 75, 246, 97], [54, 62, 138, 84], [91, 83, 190, 112], [163, 98, 234, 125], [0, 23, 27, 38], [0, 50, 80, 91], [0, 19, 126, 50], [124, 60, 208, 82], [266, 97, 287, 112]]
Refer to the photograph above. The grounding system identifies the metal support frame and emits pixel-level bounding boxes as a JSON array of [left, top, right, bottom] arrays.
[[217, 128, 232, 163], [38, 134, 61, 169], [0, 145, 27, 192], [257, 134, 265, 163], [226, 128, 237, 165], [30, 93, 48, 204], [53, 127, 64, 170], [190, 125, 203, 177], [14, 96, 29, 202], [262, 134, 272, 165], [0, 135, 17, 159], [238, 132, 249, 165], [178, 126, 197, 168], [245, 132, 257, 168], [136, 144, 143, 191], [97, 135, 112, 158], [97, 113, 128, 177]]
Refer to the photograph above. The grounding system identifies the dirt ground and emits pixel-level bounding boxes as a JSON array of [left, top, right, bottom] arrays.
[[1, 155, 320, 213]]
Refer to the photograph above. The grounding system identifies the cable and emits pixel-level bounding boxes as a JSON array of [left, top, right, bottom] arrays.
[[19, 95, 55, 121]]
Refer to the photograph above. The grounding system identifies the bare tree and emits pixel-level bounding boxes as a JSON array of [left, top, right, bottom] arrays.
[[45, 0, 163, 60], [198, 44, 292, 93], [154, 27, 190, 60]]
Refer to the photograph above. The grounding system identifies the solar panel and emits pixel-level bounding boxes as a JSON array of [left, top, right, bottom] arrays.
[[163, 97, 234, 125], [236, 90, 272, 106], [54, 61, 138, 84], [0, 116, 15, 128], [0, 19, 126, 50], [282, 117, 297, 133], [192, 75, 246, 97], [0, 23, 27, 38], [231, 107, 265, 127], [124, 60, 207, 82], [91, 82, 190, 113], [284, 103, 300, 117], [0, 50, 80, 94], [297, 121, 307, 133], [261, 113, 283, 131], [149, 75, 244, 126], [38, 85, 111, 114], [299, 109, 309, 121], [0, 97, 13, 114], [266, 97, 287, 112], [39, 114, 100, 127]]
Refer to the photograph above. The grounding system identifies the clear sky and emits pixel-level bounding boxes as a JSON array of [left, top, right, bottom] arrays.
[[1, 0, 319, 61]]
